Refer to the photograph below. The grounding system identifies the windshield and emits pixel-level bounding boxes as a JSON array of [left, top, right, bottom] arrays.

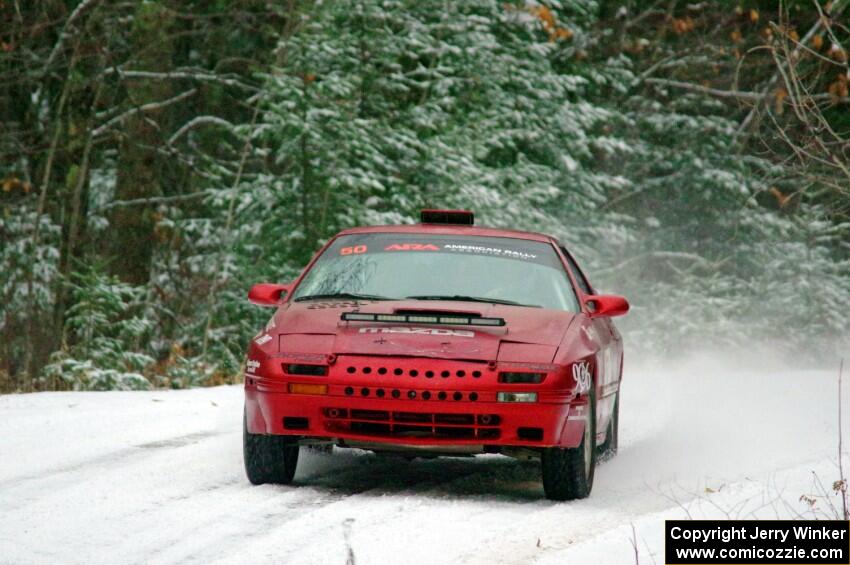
[[293, 233, 579, 312]]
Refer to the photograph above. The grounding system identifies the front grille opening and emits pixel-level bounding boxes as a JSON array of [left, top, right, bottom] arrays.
[[351, 409, 389, 421], [394, 412, 432, 423], [517, 427, 544, 441], [326, 409, 502, 441], [351, 422, 391, 435], [499, 372, 545, 384], [435, 413, 474, 425], [285, 364, 328, 376], [435, 426, 474, 438], [395, 425, 432, 436], [283, 417, 309, 430]]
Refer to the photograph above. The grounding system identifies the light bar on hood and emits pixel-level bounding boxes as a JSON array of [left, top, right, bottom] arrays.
[[340, 312, 505, 326]]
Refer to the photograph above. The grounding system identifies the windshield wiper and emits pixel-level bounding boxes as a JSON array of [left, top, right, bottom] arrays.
[[406, 295, 539, 308], [294, 292, 393, 302]]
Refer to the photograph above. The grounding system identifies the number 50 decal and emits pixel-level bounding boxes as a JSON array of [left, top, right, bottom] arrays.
[[572, 361, 592, 394], [340, 245, 367, 255]]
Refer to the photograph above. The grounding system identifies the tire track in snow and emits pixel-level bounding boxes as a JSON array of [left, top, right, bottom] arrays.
[[181, 453, 499, 564], [0, 430, 224, 502], [200, 454, 554, 565]]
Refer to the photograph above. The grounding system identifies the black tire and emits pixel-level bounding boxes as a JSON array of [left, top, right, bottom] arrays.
[[596, 393, 619, 459], [243, 410, 300, 485], [541, 388, 596, 501]]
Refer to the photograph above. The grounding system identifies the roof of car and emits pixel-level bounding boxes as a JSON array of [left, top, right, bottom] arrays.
[[338, 223, 559, 244]]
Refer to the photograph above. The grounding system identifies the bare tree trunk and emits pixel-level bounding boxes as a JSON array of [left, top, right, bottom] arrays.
[[22, 49, 76, 390], [55, 81, 106, 346], [201, 105, 260, 358], [109, 2, 175, 285]]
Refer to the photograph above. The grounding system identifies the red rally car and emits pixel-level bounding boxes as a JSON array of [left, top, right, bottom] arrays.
[[243, 210, 628, 500]]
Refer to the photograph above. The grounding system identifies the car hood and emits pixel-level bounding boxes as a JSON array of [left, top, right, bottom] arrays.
[[270, 300, 576, 363]]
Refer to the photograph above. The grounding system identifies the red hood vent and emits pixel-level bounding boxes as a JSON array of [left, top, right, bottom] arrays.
[[340, 311, 505, 327]]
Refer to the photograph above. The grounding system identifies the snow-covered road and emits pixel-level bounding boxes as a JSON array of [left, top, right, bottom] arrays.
[[1, 353, 846, 564]]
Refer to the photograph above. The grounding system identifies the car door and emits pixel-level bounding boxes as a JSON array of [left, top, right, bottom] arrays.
[[559, 247, 621, 440]]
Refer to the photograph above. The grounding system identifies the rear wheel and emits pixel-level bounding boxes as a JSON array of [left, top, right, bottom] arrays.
[[243, 410, 300, 485], [541, 389, 596, 500], [597, 393, 619, 459]]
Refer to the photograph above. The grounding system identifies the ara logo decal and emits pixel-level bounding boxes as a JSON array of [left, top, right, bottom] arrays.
[[246, 359, 261, 374], [384, 244, 440, 251], [358, 326, 474, 337], [572, 361, 592, 394], [254, 334, 272, 346]]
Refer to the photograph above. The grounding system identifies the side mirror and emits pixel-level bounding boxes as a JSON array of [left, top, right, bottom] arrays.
[[585, 294, 629, 318], [248, 283, 292, 306]]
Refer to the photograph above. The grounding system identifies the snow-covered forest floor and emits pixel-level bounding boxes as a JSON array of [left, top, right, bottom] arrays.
[[2, 352, 845, 565]]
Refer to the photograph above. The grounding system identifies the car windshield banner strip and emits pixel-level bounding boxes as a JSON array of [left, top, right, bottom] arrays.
[[340, 312, 506, 327], [327, 234, 561, 269]]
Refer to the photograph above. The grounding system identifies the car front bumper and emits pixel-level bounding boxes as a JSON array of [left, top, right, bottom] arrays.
[[245, 380, 588, 449]]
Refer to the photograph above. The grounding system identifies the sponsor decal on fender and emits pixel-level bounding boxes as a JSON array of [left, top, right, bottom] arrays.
[[358, 326, 474, 338], [572, 361, 592, 394], [246, 359, 261, 374], [254, 334, 272, 345]]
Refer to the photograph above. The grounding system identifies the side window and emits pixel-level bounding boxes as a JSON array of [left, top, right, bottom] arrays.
[[560, 246, 593, 295]]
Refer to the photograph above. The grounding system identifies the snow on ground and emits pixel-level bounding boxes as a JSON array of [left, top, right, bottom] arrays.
[[0, 352, 846, 564]]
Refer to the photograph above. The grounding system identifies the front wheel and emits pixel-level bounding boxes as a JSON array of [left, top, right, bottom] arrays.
[[541, 391, 596, 500], [243, 410, 300, 485]]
